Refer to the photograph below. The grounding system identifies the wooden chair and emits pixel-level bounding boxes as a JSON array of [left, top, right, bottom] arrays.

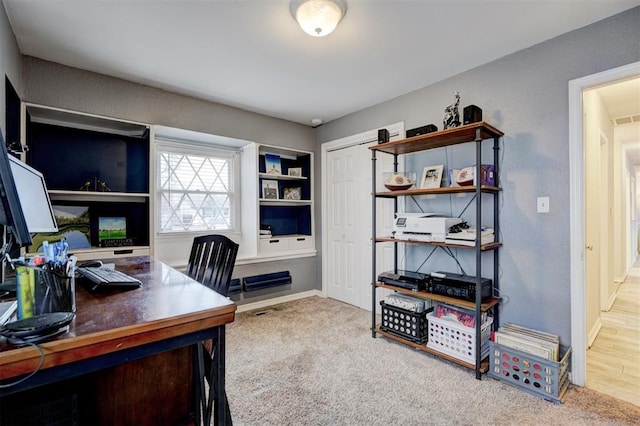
[[186, 234, 239, 425]]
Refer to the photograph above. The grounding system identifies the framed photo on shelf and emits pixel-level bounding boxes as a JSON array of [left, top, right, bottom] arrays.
[[420, 165, 444, 189], [283, 186, 302, 200], [28, 205, 91, 253], [288, 167, 302, 177], [98, 216, 127, 243], [265, 153, 282, 175], [262, 180, 279, 199]]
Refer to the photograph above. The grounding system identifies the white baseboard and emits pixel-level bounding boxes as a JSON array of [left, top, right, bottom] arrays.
[[587, 318, 602, 348], [236, 290, 323, 313], [605, 281, 623, 311]]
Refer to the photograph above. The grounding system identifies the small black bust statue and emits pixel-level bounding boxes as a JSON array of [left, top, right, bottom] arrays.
[[443, 91, 461, 129]]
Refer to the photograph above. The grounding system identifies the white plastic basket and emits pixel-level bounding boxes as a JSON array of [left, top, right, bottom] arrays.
[[426, 312, 493, 365]]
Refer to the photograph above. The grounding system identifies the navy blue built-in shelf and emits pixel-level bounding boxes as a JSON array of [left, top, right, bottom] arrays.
[[24, 104, 151, 254], [258, 147, 313, 250]]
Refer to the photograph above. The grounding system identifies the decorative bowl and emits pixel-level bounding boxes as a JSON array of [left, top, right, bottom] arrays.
[[383, 172, 416, 191]]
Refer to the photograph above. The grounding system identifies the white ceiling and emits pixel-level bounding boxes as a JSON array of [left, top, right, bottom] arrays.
[[3, 0, 640, 127]]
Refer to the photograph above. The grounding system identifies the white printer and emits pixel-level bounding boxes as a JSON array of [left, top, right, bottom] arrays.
[[393, 213, 462, 242]]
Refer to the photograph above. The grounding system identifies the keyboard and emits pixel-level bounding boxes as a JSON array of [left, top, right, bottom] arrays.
[[77, 267, 142, 292]]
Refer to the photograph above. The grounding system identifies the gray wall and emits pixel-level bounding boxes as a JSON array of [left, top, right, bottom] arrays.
[[0, 4, 21, 135], [19, 57, 319, 306], [315, 7, 640, 345], [22, 57, 314, 152]]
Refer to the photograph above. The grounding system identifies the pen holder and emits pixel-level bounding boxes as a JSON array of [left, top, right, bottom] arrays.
[[15, 265, 76, 319]]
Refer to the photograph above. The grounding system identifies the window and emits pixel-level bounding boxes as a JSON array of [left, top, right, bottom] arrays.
[[156, 140, 238, 234]]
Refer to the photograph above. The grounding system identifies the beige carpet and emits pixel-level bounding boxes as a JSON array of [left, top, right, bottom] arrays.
[[226, 296, 640, 425]]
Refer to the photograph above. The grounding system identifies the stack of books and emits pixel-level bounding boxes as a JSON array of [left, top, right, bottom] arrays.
[[445, 227, 494, 246], [260, 224, 272, 239], [494, 323, 560, 361]]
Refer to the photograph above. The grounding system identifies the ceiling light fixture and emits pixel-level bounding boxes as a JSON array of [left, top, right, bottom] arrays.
[[290, 0, 346, 37]]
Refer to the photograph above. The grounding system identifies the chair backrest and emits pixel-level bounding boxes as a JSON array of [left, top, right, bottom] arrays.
[[186, 235, 239, 297]]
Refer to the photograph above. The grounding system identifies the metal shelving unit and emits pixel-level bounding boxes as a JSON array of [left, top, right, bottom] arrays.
[[370, 122, 503, 379]]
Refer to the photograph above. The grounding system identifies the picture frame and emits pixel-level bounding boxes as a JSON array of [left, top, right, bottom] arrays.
[[265, 153, 282, 175], [420, 165, 444, 189], [98, 216, 127, 243], [283, 186, 302, 200], [262, 179, 279, 199], [288, 167, 302, 177], [28, 205, 91, 253]]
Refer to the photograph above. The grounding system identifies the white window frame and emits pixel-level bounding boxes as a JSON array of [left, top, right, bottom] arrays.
[[155, 138, 241, 236]]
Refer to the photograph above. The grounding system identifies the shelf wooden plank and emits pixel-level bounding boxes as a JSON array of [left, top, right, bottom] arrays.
[[26, 102, 149, 137], [374, 185, 500, 197], [376, 283, 500, 311], [375, 237, 501, 251], [370, 122, 503, 155], [258, 173, 307, 181], [48, 190, 150, 203], [373, 327, 489, 374], [259, 199, 312, 206]]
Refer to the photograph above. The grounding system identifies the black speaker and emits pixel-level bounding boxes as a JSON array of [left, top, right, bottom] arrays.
[[378, 128, 389, 144], [463, 105, 482, 125], [406, 124, 437, 138]]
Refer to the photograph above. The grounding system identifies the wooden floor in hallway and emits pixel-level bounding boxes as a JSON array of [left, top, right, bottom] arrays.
[[587, 260, 640, 406]]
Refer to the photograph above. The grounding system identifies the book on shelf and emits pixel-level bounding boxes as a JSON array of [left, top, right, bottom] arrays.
[[265, 153, 282, 175], [445, 228, 494, 246], [260, 224, 272, 238]]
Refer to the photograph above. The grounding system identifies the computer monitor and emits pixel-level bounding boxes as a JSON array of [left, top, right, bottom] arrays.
[[9, 154, 58, 234], [0, 132, 33, 247]]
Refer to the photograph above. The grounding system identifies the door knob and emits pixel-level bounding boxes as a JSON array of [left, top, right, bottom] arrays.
[[585, 245, 593, 250]]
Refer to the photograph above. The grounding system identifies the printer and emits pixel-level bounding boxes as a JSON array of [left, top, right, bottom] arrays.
[[393, 213, 462, 242]]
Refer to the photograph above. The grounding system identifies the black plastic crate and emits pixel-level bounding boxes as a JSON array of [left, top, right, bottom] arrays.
[[380, 301, 430, 343]]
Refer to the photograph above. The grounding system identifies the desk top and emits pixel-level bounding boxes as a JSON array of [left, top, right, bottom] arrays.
[[0, 256, 236, 380]]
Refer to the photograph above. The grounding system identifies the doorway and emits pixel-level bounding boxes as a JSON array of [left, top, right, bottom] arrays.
[[321, 122, 403, 310], [569, 62, 640, 389]]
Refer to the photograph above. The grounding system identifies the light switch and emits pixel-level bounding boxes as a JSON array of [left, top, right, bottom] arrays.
[[537, 196, 550, 213]]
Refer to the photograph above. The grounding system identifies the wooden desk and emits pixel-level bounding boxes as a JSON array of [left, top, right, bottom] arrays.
[[0, 256, 236, 425]]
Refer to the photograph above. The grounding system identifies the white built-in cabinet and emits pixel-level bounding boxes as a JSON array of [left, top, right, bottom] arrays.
[[19, 105, 315, 264]]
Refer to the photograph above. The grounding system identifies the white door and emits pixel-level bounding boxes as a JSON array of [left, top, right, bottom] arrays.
[[326, 144, 366, 307], [323, 123, 404, 310]]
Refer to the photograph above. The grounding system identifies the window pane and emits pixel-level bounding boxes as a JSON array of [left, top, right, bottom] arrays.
[[157, 149, 234, 233]]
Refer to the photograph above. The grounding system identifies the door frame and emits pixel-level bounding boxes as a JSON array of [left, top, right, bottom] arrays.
[[598, 130, 610, 311], [569, 61, 640, 386], [321, 122, 404, 305]]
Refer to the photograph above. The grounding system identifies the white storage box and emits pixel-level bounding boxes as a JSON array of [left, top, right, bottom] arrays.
[[427, 312, 493, 365]]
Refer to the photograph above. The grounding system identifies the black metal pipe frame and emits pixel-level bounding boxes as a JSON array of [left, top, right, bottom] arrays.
[[474, 129, 483, 379], [393, 154, 399, 273], [493, 135, 501, 343], [371, 149, 377, 338]]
